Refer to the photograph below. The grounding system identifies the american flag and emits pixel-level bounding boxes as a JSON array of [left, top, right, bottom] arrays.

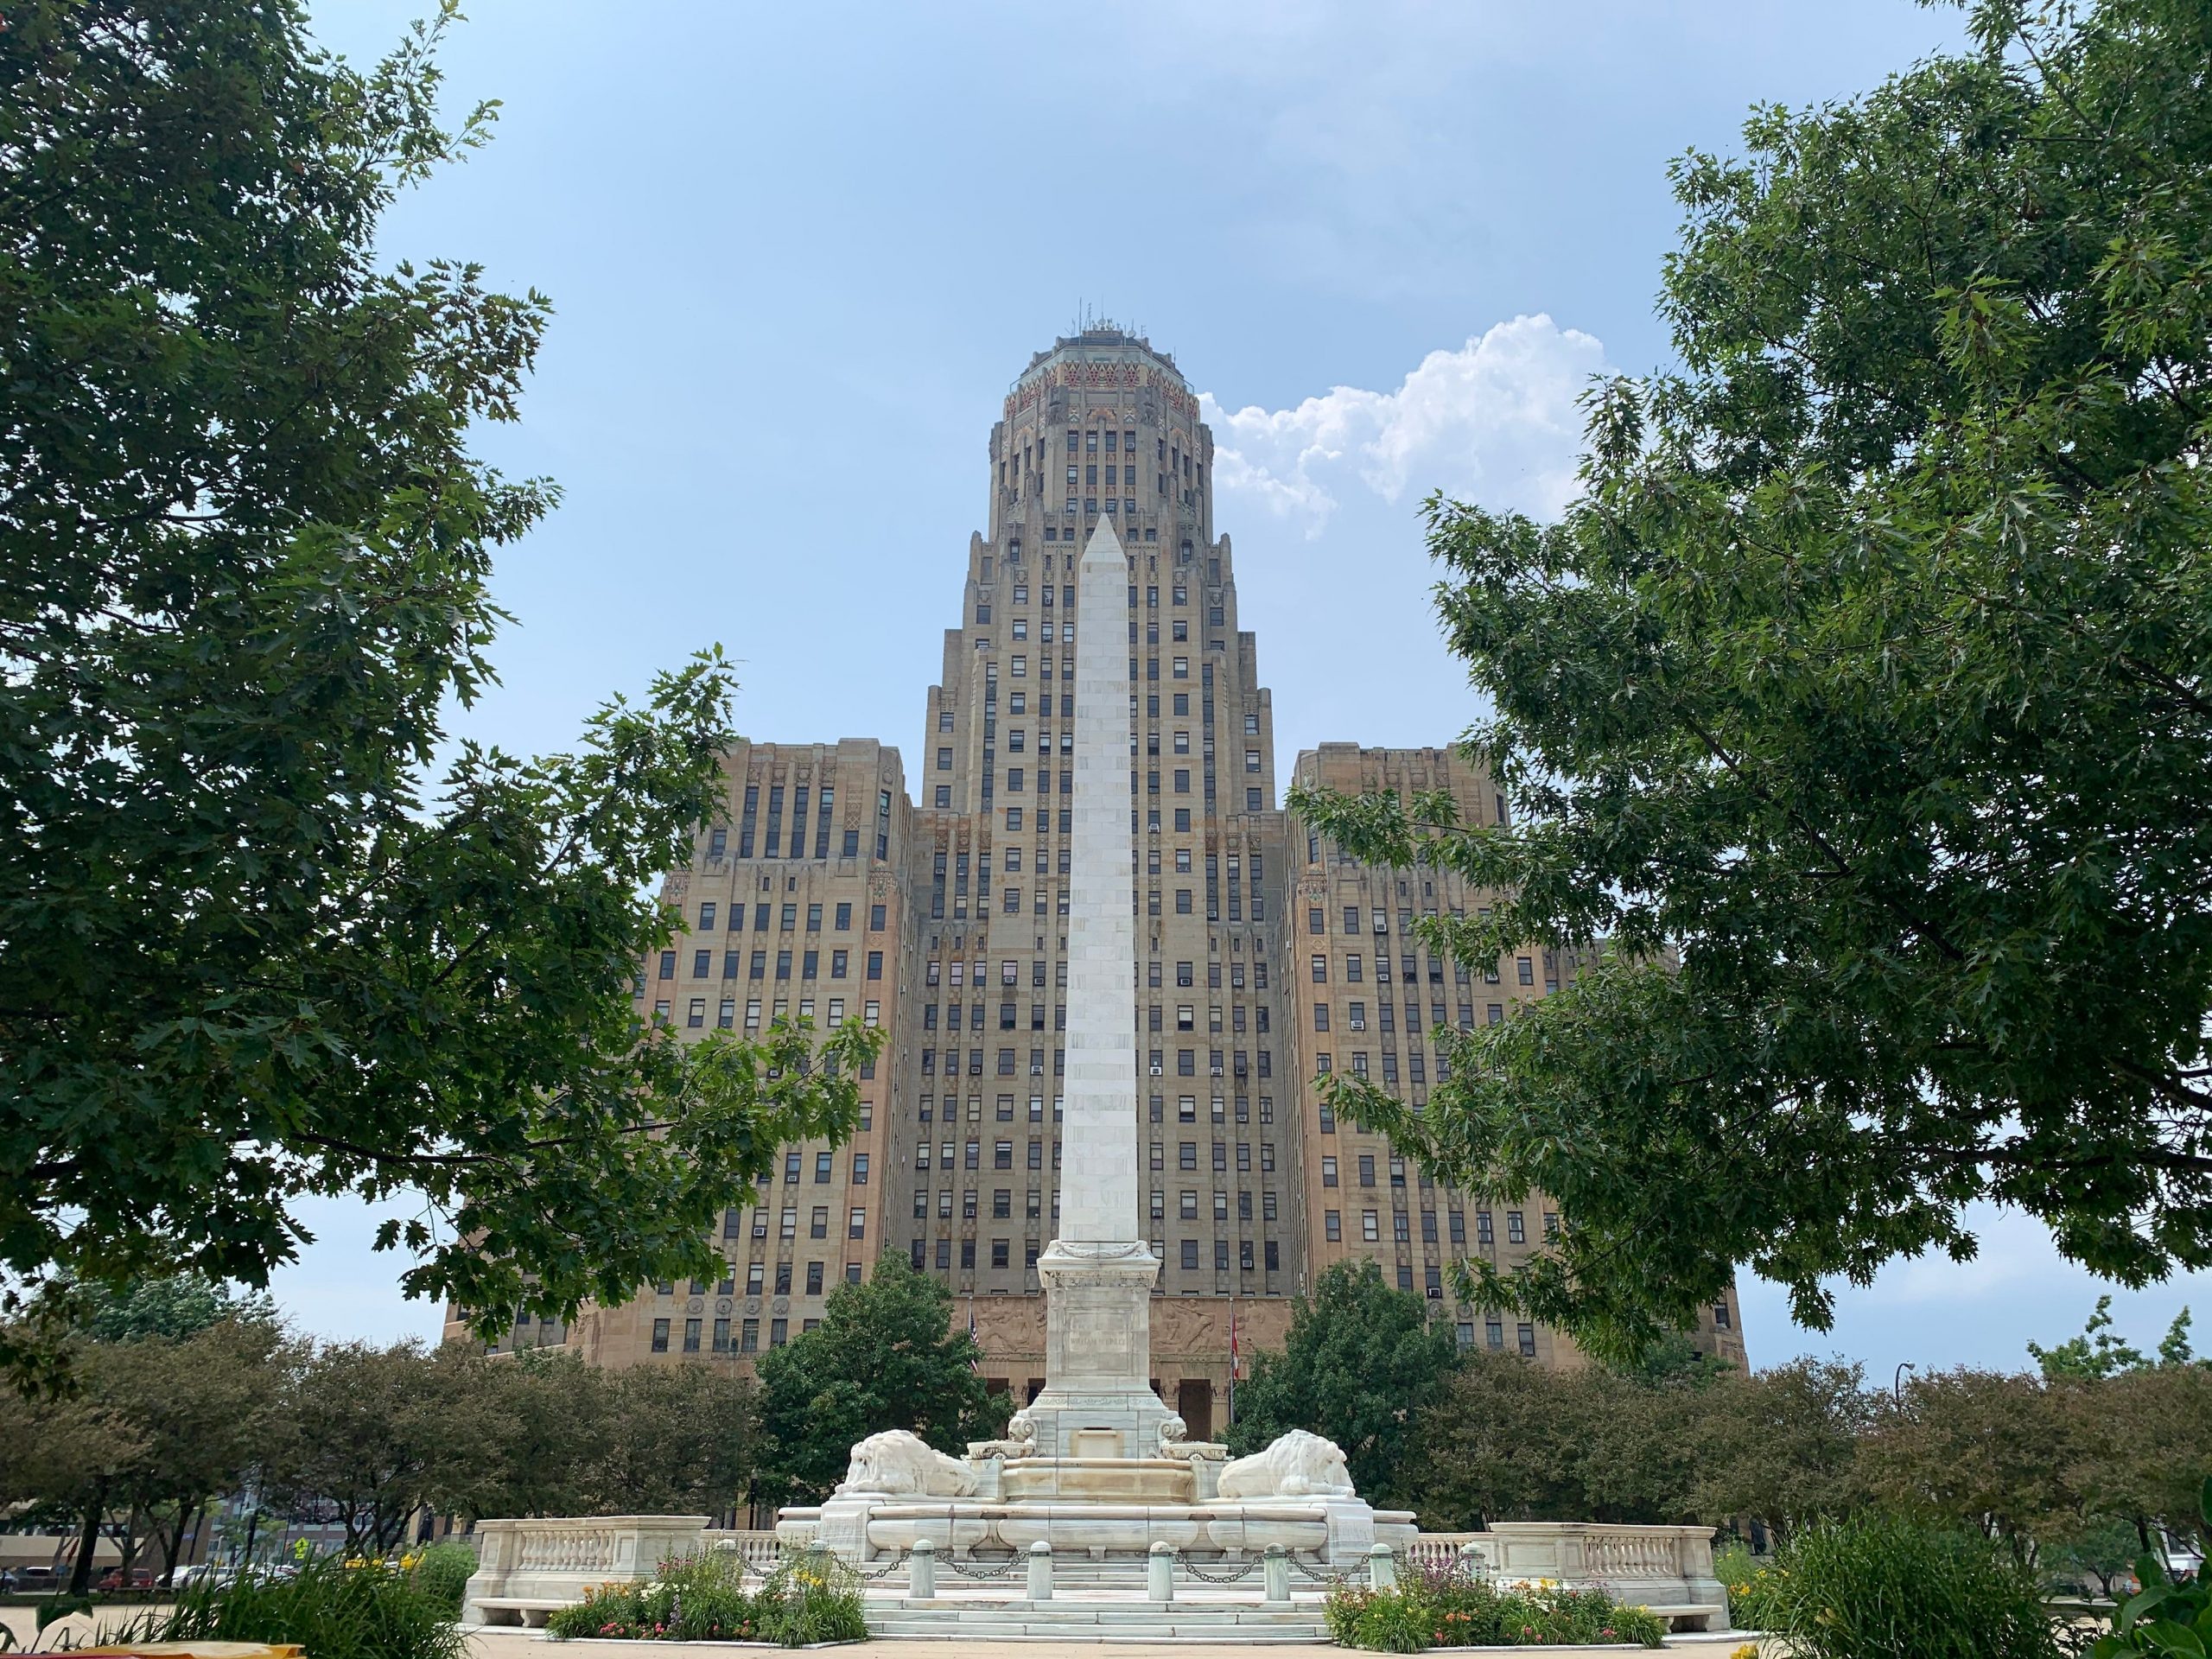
[[967, 1302, 979, 1371]]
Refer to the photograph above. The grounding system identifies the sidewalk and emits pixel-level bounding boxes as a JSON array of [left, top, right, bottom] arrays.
[[463, 1630, 1762, 1658], [0, 1606, 1761, 1658]]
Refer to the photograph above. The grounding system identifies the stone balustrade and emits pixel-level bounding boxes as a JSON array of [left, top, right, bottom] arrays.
[[462, 1516, 712, 1627], [460, 1511, 1726, 1634], [700, 1529, 784, 1575], [1402, 1522, 1727, 1632]]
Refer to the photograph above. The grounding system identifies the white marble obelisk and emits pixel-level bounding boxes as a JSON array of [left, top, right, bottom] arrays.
[[1021, 512, 1176, 1462]]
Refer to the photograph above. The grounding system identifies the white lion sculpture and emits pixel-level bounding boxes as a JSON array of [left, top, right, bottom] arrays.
[[1216, 1429, 1357, 1499], [836, 1429, 977, 1497]]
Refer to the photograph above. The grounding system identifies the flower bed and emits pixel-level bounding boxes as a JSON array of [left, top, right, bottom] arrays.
[[544, 1548, 866, 1647], [1325, 1565, 1668, 1651], [42, 1554, 469, 1659], [1715, 1539, 1785, 1631]]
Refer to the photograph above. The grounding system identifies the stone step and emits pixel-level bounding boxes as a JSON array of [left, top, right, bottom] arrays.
[[870, 1628, 1331, 1643], [868, 1604, 1332, 1643]]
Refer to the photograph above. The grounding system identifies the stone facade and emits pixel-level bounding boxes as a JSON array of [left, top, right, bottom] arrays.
[[445, 326, 1746, 1403]]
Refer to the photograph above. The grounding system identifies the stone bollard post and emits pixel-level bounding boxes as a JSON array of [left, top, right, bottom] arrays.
[[1147, 1541, 1175, 1604], [909, 1538, 936, 1601], [1368, 1542, 1398, 1592], [1027, 1539, 1053, 1602], [1458, 1541, 1485, 1579], [1262, 1543, 1290, 1606]]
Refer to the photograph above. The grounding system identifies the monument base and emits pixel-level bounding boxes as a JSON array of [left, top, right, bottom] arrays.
[[1009, 1240, 1179, 1462], [780, 1493, 1416, 1567]]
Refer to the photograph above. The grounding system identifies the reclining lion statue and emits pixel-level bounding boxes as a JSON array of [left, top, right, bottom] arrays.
[[1216, 1428, 1357, 1499], [835, 1428, 977, 1497]]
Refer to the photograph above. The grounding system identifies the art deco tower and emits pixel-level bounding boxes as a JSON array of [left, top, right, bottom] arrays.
[[453, 326, 1750, 1427], [893, 327, 1299, 1434]]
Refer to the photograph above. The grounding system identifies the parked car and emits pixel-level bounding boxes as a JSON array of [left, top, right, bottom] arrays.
[[174, 1564, 238, 1590], [6, 1566, 65, 1593], [95, 1567, 156, 1591]]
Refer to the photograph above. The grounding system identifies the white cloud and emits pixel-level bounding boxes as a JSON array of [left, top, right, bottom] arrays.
[[1199, 315, 1607, 537]]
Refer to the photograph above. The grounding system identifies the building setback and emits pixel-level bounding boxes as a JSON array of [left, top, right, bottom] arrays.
[[449, 327, 1746, 1423]]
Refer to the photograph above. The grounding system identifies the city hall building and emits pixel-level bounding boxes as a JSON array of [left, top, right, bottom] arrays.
[[448, 327, 1746, 1429]]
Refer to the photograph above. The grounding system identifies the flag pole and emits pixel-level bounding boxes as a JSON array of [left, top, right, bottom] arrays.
[[1227, 1288, 1238, 1430]]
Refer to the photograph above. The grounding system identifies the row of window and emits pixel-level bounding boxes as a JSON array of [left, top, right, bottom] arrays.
[[916, 1092, 1274, 1126], [918, 1139, 1061, 1171], [912, 1236, 1041, 1271], [652, 1313, 811, 1354], [1309, 905, 1491, 939], [913, 1187, 1052, 1219], [1319, 1205, 1552, 1245], [1142, 1140, 1274, 1173], [918, 1046, 1274, 1079], [1309, 949, 1498, 984], [683, 899, 887, 933], [654, 948, 886, 982], [662, 1255, 856, 1296], [901, 1236, 1277, 1275], [1037, 521, 1177, 543], [721, 784, 891, 861], [1313, 999, 1491, 1032]]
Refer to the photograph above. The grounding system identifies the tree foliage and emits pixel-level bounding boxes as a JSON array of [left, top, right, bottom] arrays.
[[1226, 1261, 1460, 1509], [1293, 0, 2212, 1361], [0, 1313, 283, 1592], [69, 1274, 278, 1344], [753, 1255, 1007, 1506], [257, 1339, 516, 1555], [1402, 1320, 2212, 1560], [2029, 1296, 2202, 1381], [0, 0, 880, 1385]]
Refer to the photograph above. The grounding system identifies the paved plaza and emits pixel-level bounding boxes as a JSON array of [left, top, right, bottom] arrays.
[[0, 1603, 1762, 1656]]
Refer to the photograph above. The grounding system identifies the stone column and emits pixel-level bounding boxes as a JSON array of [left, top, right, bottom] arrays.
[[1023, 514, 1173, 1461], [909, 1538, 935, 1601]]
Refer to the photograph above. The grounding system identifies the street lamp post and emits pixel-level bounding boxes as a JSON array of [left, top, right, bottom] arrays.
[[1893, 1361, 1916, 1403]]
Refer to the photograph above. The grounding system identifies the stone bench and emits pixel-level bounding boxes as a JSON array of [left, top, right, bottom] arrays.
[[461, 1597, 574, 1629], [1636, 1602, 1728, 1632]]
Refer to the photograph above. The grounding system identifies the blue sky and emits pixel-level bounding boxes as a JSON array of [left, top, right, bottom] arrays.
[[275, 0, 2210, 1377]]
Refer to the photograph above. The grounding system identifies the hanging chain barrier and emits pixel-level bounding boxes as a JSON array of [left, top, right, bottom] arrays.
[[944, 1549, 1024, 1580], [1287, 1552, 1363, 1586], [1175, 1550, 1263, 1584], [855, 1551, 906, 1581]]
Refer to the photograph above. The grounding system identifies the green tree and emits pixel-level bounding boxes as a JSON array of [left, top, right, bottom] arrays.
[[2029, 1296, 2202, 1380], [1226, 1262, 1459, 1508], [1292, 0, 2212, 1361], [0, 0, 880, 1387], [0, 1351, 147, 1595], [2071, 1363, 2212, 1552], [111, 1318, 285, 1586], [0, 1317, 280, 1595], [753, 1256, 1007, 1505], [72, 1274, 277, 1344], [1857, 1370, 2081, 1559], [1688, 1358, 1872, 1541], [1406, 1350, 1607, 1529], [582, 1363, 756, 1518], [258, 1339, 513, 1554]]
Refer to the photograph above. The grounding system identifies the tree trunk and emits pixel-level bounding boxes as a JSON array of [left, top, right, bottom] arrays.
[[160, 1501, 199, 1586], [67, 1487, 105, 1597]]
